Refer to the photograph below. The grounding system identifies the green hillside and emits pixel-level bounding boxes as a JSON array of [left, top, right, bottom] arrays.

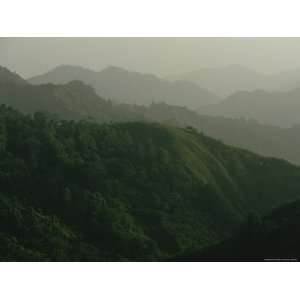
[[3, 69, 300, 165], [175, 199, 300, 261], [1, 106, 300, 261], [0, 80, 142, 122], [138, 103, 300, 165]]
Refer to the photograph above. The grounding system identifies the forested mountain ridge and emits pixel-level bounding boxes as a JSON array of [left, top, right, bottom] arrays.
[[1, 106, 300, 260], [3, 65, 300, 165], [0, 80, 143, 122], [29, 65, 220, 109], [131, 103, 300, 165]]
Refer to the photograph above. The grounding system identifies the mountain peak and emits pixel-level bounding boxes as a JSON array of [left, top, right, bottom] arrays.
[[0, 66, 28, 86], [103, 65, 128, 73], [52, 64, 96, 73]]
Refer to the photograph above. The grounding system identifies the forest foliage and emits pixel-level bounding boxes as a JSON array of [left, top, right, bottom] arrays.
[[1, 105, 300, 260]]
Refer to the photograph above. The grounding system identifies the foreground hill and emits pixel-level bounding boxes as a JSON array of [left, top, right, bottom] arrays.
[[200, 88, 300, 127], [175, 199, 300, 261], [29, 65, 220, 109], [1, 106, 300, 260]]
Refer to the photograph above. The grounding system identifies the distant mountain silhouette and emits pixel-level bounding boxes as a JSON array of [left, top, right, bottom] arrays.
[[167, 65, 269, 97], [168, 64, 300, 97], [199, 88, 300, 127], [29, 65, 220, 109], [0, 66, 28, 86]]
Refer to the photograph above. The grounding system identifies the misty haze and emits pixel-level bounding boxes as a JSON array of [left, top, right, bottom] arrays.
[[1, 37, 300, 261]]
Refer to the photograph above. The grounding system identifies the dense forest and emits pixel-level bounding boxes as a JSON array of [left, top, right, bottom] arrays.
[[1, 106, 300, 260], [175, 199, 300, 261], [2, 65, 300, 261]]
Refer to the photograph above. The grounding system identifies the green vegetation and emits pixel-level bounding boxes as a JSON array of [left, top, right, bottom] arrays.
[[3, 65, 300, 165], [1, 106, 300, 261], [140, 103, 300, 165], [2, 65, 300, 261], [0, 80, 141, 122], [176, 199, 300, 261]]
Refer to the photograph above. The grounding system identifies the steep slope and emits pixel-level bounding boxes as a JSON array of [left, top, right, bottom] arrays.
[[200, 89, 300, 127], [176, 199, 300, 261], [134, 103, 300, 165], [0, 80, 143, 122], [0, 66, 28, 86], [29, 65, 220, 109], [1, 106, 300, 260]]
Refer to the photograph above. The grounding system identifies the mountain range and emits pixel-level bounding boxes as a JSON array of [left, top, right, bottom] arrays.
[[1, 66, 300, 165], [29, 64, 300, 127], [29, 65, 220, 110], [168, 64, 300, 97], [200, 88, 300, 127], [1, 65, 300, 260]]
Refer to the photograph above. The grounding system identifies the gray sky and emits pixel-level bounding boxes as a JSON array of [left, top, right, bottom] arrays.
[[2, 37, 300, 78]]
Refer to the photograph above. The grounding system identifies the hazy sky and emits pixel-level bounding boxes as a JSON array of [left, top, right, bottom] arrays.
[[2, 37, 300, 78]]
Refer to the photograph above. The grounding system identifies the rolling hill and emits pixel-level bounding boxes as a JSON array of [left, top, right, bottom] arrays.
[[1, 106, 300, 260], [135, 103, 300, 165], [2, 65, 300, 165], [0, 80, 143, 123]]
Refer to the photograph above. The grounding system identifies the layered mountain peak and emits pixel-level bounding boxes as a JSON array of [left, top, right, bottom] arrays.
[[0, 66, 28, 86], [29, 64, 220, 109]]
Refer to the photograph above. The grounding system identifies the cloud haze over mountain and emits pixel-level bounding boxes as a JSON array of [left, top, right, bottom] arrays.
[[2, 37, 300, 79]]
